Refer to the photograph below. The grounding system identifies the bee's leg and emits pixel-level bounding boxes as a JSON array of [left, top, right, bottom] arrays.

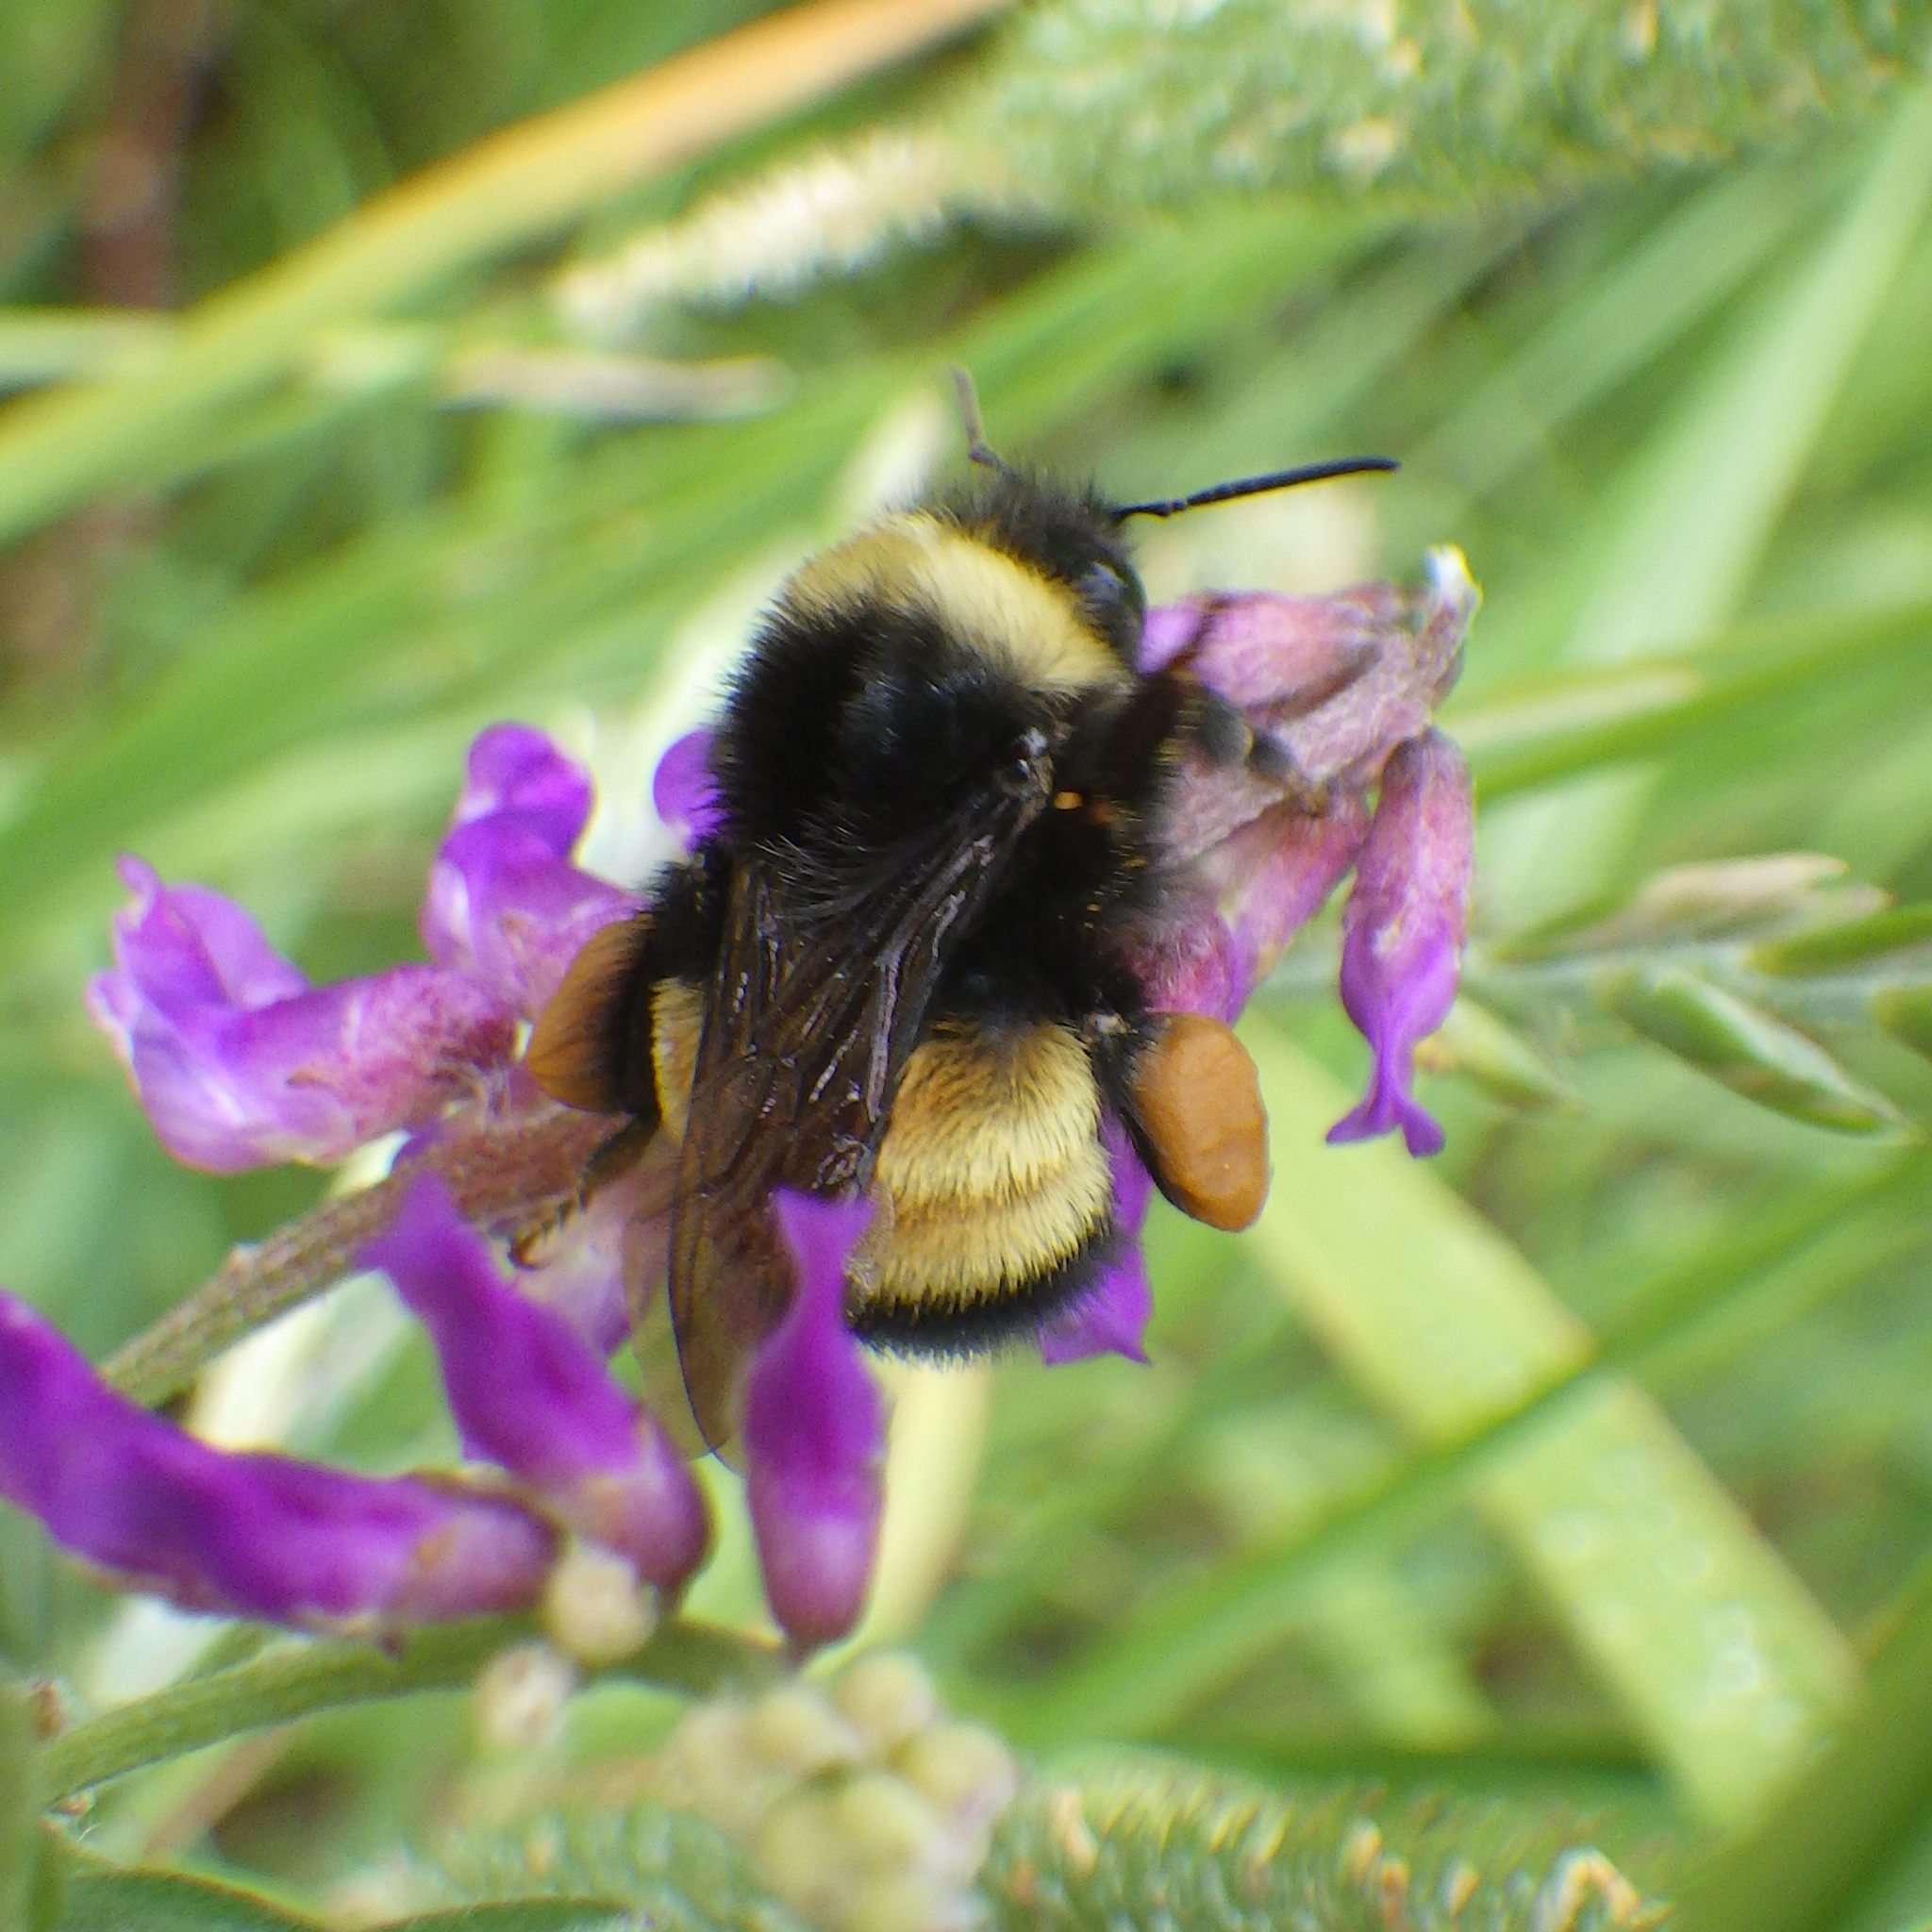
[[508, 1117, 656, 1265]]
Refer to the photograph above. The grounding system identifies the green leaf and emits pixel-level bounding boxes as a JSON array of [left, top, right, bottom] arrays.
[[1599, 964, 1902, 1134], [1751, 904, 1932, 976], [1674, 1575, 1932, 1932], [50, 1852, 325, 1932], [1873, 986, 1932, 1064], [1484, 87, 1932, 922], [1236, 1017, 1856, 1824], [377, 1907, 637, 1932], [0, 1676, 42, 1932]]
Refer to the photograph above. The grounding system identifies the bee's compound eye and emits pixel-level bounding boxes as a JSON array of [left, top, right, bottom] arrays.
[[1129, 1012, 1269, 1231]]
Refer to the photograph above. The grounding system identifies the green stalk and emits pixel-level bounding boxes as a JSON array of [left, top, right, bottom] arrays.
[[41, 1616, 781, 1802]]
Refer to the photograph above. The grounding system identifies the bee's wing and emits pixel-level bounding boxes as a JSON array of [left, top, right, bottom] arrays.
[[669, 774, 1050, 1450]]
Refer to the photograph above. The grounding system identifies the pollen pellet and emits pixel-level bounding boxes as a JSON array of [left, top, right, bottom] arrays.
[[1130, 1012, 1270, 1231], [525, 915, 646, 1111]]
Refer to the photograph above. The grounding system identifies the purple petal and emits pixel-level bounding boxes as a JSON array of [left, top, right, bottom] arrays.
[[1169, 590, 1386, 717], [363, 1176, 708, 1590], [1139, 599, 1211, 674], [1130, 798, 1372, 1025], [1326, 730, 1474, 1158], [1159, 560, 1475, 804], [1209, 793, 1374, 1014], [88, 863, 516, 1173], [1124, 894, 1246, 1024], [1039, 1125, 1156, 1366], [424, 726, 640, 1020], [742, 1191, 884, 1649], [449, 722, 595, 854], [0, 1291, 554, 1624], [653, 729, 724, 848]]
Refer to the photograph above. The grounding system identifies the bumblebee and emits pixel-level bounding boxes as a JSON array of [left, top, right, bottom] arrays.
[[527, 383, 1393, 1447]]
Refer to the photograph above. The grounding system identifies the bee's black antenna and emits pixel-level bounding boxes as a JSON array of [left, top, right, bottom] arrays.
[[951, 366, 1013, 476], [1113, 455, 1399, 521]]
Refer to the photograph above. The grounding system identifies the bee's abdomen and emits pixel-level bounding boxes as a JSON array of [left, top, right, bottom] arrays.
[[851, 1017, 1114, 1352]]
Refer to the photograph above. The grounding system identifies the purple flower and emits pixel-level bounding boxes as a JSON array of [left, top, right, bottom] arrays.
[[424, 724, 639, 1020], [1147, 546, 1478, 1149], [743, 1191, 885, 1649], [1326, 729, 1474, 1158], [1038, 1124, 1156, 1366], [87, 725, 644, 1175], [86, 858, 516, 1173], [0, 1291, 554, 1626], [363, 1175, 708, 1591], [653, 728, 724, 846], [0, 1171, 720, 1633]]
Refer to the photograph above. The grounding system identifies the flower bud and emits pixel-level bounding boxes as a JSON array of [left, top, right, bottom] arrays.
[[743, 1192, 886, 1649]]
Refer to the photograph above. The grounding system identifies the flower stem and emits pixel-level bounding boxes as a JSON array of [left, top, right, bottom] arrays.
[[42, 1614, 782, 1801], [103, 1105, 614, 1407], [0, 1676, 43, 1926]]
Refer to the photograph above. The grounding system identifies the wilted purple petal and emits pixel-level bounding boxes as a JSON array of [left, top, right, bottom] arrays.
[[88, 858, 515, 1173], [1158, 557, 1475, 804], [653, 729, 724, 848], [1209, 793, 1374, 1010], [1124, 892, 1246, 1024], [0, 1291, 554, 1624], [1139, 600, 1209, 674], [1040, 1125, 1156, 1366], [363, 1175, 708, 1590], [743, 1191, 883, 1649], [1159, 589, 1382, 715], [1327, 730, 1474, 1158], [424, 725, 640, 1020]]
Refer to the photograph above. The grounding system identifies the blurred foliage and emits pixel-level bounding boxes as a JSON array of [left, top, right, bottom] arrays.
[[972, 0, 1930, 215], [4, 0, 1932, 1927]]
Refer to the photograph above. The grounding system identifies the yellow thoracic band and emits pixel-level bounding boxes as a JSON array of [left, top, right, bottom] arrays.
[[781, 513, 1124, 692]]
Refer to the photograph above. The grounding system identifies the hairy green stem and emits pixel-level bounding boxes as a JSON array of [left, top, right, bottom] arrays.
[[42, 1615, 782, 1801], [102, 1104, 613, 1407]]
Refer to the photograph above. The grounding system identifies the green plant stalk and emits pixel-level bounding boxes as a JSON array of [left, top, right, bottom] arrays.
[[0, 1677, 42, 1932], [0, 0, 1014, 549], [41, 1615, 781, 1802], [1674, 1569, 1932, 1932], [982, 1156, 1912, 1752], [1003, 1024, 1882, 1824]]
